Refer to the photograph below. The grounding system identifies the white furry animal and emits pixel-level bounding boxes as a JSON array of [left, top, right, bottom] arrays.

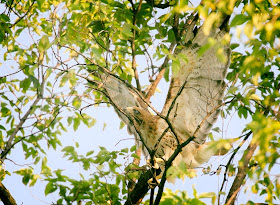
[[102, 14, 231, 169]]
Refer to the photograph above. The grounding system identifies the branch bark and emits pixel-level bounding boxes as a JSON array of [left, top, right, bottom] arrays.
[[218, 131, 252, 204], [225, 141, 258, 205], [145, 42, 176, 101], [0, 181, 17, 205], [125, 169, 153, 205]]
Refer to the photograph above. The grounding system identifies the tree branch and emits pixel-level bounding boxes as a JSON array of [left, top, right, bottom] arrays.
[[125, 169, 154, 205], [153, 136, 195, 205], [218, 131, 252, 204], [9, 0, 35, 28], [0, 181, 17, 205], [130, 0, 143, 91], [225, 141, 258, 205], [145, 12, 197, 101], [145, 42, 176, 101], [0, 96, 41, 162], [146, 0, 171, 9]]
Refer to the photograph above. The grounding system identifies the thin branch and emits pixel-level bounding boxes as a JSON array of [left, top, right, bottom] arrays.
[[153, 96, 237, 204], [0, 64, 31, 79], [58, 44, 110, 73], [5, 158, 35, 167], [0, 96, 41, 162], [225, 187, 241, 205], [145, 12, 198, 101], [153, 135, 195, 205], [9, 0, 35, 28], [89, 84, 153, 156], [218, 131, 252, 204], [145, 41, 176, 101], [130, 0, 143, 91], [8, 108, 62, 152], [127, 147, 142, 194]]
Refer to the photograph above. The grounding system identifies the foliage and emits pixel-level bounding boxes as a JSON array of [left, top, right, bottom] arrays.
[[42, 145, 134, 205], [0, 0, 279, 204]]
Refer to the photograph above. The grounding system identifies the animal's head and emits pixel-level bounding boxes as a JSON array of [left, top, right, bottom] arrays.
[[125, 107, 151, 126]]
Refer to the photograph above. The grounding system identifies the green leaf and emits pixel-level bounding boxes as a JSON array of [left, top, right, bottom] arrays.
[[121, 23, 133, 37], [0, 14, 10, 22], [0, 30, 4, 42], [45, 182, 57, 196], [22, 174, 30, 185], [119, 121, 125, 129], [121, 148, 128, 153], [88, 118, 96, 128], [38, 35, 51, 53], [68, 69, 77, 88], [230, 14, 250, 27], [29, 175, 39, 187], [0, 125, 6, 130], [102, 123, 107, 131], [34, 156, 41, 165], [177, 53, 189, 64], [208, 132, 214, 141], [67, 117, 73, 126], [37, 0, 46, 9], [230, 43, 239, 50], [20, 78, 31, 92], [59, 74, 68, 87], [86, 150, 94, 156], [62, 146, 74, 153], [41, 157, 51, 176], [29, 75, 40, 88], [130, 145, 137, 152], [212, 127, 221, 133], [164, 65, 170, 82], [167, 29, 175, 42], [72, 97, 81, 109], [131, 153, 140, 159], [1, 107, 11, 117], [73, 118, 80, 131], [172, 59, 180, 74], [189, 198, 206, 205]]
